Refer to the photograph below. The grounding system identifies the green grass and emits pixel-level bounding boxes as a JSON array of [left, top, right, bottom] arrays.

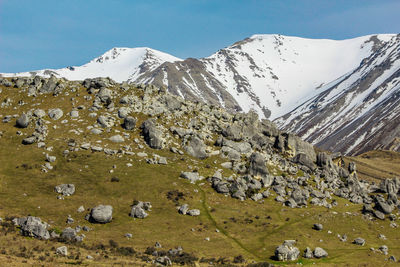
[[0, 81, 400, 266]]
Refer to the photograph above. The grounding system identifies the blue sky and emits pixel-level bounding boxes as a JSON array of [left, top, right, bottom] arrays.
[[1, 0, 399, 72]]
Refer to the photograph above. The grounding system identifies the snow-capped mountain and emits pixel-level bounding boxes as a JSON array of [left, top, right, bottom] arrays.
[[1, 47, 181, 83], [135, 34, 395, 119], [276, 34, 400, 155], [2, 33, 400, 155]]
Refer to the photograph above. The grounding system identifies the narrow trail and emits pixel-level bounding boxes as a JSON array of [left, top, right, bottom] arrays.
[[196, 184, 263, 261]]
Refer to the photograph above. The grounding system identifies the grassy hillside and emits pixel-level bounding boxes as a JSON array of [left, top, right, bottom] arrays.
[[0, 78, 399, 266]]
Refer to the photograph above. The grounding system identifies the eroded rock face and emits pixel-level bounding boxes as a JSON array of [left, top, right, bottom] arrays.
[[13, 216, 50, 240], [90, 205, 113, 223]]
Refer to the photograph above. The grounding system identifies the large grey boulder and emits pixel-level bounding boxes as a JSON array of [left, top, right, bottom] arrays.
[[97, 88, 113, 103], [156, 255, 172, 266], [13, 216, 50, 240], [220, 146, 240, 161], [375, 195, 394, 214], [48, 108, 63, 120], [122, 116, 137, 130], [313, 247, 328, 258], [379, 178, 400, 195], [162, 94, 182, 111], [178, 204, 189, 215], [183, 135, 208, 159], [40, 76, 58, 94], [118, 107, 130, 118], [22, 136, 37, 145], [304, 247, 313, 258], [97, 115, 115, 128], [275, 240, 300, 261], [16, 113, 30, 128], [61, 227, 77, 241], [187, 209, 200, 216], [90, 205, 113, 223], [54, 184, 75, 196], [293, 153, 315, 171], [248, 152, 269, 177], [141, 119, 165, 149], [180, 172, 203, 183]]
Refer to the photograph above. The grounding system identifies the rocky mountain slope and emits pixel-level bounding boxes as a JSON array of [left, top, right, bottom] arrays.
[[276, 34, 400, 155], [0, 76, 399, 265], [2, 34, 400, 156]]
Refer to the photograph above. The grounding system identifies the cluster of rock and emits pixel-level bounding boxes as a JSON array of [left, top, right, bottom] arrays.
[[178, 204, 200, 216], [54, 184, 75, 197], [130, 201, 152, 219], [275, 240, 328, 261]]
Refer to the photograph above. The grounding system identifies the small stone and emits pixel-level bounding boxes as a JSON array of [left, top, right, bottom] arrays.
[[379, 245, 388, 255], [66, 216, 74, 224], [109, 135, 124, 143], [77, 206, 85, 213], [187, 209, 200, 216], [125, 233, 133, 238], [56, 246, 68, 256], [353, 237, 365, 246], [313, 223, 323, 231], [303, 247, 313, 258]]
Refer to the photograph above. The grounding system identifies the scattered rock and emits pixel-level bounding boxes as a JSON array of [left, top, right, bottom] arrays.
[[313, 223, 323, 231], [313, 247, 328, 258], [109, 134, 124, 143], [122, 116, 137, 130], [155, 255, 172, 266], [180, 171, 203, 183], [125, 233, 133, 238], [187, 209, 200, 216], [48, 108, 64, 120], [56, 246, 68, 256], [22, 136, 37, 145], [54, 184, 75, 196], [249, 152, 269, 177], [178, 204, 189, 215], [16, 113, 30, 128], [90, 205, 113, 223], [141, 119, 165, 149], [353, 237, 365, 246]]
